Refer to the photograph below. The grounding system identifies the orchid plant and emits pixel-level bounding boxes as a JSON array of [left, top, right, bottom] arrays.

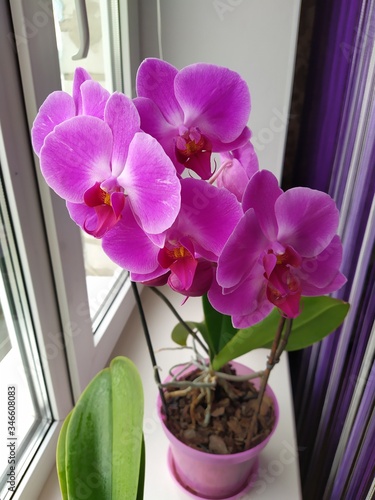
[[32, 59, 349, 455]]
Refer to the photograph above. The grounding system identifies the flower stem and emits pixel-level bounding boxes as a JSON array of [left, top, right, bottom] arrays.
[[150, 286, 210, 356], [131, 281, 168, 415], [245, 316, 293, 449]]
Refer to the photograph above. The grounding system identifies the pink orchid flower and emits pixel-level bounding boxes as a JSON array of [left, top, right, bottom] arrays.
[[34, 92, 181, 238], [208, 170, 347, 328], [134, 58, 251, 180], [102, 178, 243, 296]]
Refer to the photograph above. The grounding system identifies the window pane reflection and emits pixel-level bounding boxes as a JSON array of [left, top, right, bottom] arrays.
[[0, 169, 51, 498], [52, 0, 126, 324]]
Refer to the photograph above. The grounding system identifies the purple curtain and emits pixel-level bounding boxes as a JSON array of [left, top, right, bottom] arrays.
[[290, 1, 375, 498]]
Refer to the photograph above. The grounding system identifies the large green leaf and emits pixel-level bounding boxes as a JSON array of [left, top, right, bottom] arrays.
[[271, 296, 349, 351], [56, 356, 144, 500], [202, 295, 238, 357], [111, 357, 144, 499], [211, 307, 281, 370], [56, 411, 71, 499], [212, 297, 349, 370], [136, 437, 146, 500]]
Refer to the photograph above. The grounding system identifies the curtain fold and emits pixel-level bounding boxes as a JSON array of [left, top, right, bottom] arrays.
[[290, 1, 375, 498]]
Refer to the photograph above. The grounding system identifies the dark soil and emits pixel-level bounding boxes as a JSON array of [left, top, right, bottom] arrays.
[[163, 364, 276, 455]]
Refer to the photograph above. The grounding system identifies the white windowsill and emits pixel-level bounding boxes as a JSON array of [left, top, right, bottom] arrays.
[[39, 286, 302, 499]]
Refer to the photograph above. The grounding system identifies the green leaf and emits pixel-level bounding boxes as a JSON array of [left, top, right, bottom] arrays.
[[57, 356, 144, 500], [65, 369, 113, 499], [171, 297, 238, 359], [212, 307, 281, 370], [171, 321, 203, 347], [111, 357, 144, 499], [212, 297, 349, 370], [136, 437, 146, 500], [56, 411, 71, 500], [171, 319, 217, 360], [202, 295, 238, 357], [273, 296, 349, 351]]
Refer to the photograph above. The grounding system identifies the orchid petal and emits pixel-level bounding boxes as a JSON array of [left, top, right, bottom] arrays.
[[242, 170, 283, 240], [208, 274, 272, 328], [84, 182, 107, 207], [266, 262, 302, 318], [131, 267, 168, 284], [263, 252, 277, 278], [169, 260, 214, 297], [110, 191, 126, 219], [232, 303, 274, 329], [133, 97, 183, 173], [209, 126, 251, 153], [135, 268, 170, 286], [80, 80, 110, 119], [298, 235, 347, 294], [133, 97, 177, 142], [266, 281, 301, 318], [73, 67, 92, 114], [216, 158, 252, 201], [146, 232, 167, 248], [68, 190, 124, 238], [217, 140, 259, 201], [105, 93, 141, 177], [119, 132, 181, 234], [216, 209, 268, 289], [175, 63, 250, 143], [169, 255, 197, 291], [233, 140, 259, 178], [31, 92, 75, 154], [136, 58, 183, 125], [102, 205, 160, 273], [84, 205, 120, 238], [66, 201, 95, 231], [276, 187, 340, 257], [174, 178, 243, 260], [183, 149, 212, 180], [68, 204, 114, 238], [40, 116, 113, 202]]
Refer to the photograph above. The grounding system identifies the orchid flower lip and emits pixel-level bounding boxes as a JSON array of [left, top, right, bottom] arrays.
[[175, 127, 211, 163], [159, 244, 191, 267]]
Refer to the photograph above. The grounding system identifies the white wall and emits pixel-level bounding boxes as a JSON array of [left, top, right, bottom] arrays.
[[138, 0, 301, 180]]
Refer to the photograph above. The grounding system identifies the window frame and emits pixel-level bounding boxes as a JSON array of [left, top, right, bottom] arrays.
[[0, 3, 72, 498], [0, 1, 139, 497]]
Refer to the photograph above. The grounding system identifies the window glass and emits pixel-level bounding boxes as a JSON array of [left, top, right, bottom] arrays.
[[52, 0, 126, 325], [0, 168, 51, 499]]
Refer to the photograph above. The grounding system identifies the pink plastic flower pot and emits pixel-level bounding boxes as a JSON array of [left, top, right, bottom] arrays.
[[157, 361, 279, 499]]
